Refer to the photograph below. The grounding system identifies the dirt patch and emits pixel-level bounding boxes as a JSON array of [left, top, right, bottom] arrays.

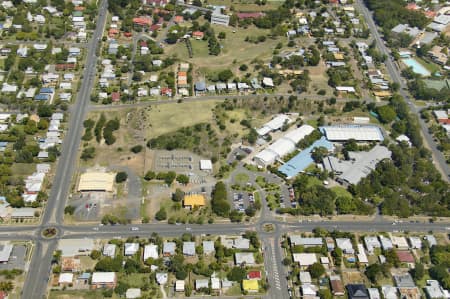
[[342, 271, 367, 285]]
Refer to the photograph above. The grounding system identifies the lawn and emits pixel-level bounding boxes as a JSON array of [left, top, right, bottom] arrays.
[[330, 186, 353, 199], [208, 0, 281, 11], [234, 172, 250, 184], [49, 290, 115, 299]]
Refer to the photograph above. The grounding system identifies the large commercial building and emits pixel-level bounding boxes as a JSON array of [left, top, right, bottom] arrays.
[[253, 125, 315, 167], [256, 114, 292, 136], [323, 145, 391, 185], [320, 125, 384, 142], [77, 171, 115, 192]]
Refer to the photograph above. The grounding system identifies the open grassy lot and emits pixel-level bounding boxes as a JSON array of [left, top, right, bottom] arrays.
[[49, 290, 115, 299], [166, 23, 286, 74], [208, 0, 282, 11]]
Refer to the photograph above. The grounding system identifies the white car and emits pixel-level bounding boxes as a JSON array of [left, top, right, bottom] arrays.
[[131, 227, 139, 231]]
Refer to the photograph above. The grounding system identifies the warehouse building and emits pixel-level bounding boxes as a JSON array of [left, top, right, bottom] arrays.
[[256, 114, 292, 136], [323, 145, 391, 185], [320, 125, 384, 142], [278, 137, 333, 179], [253, 125, 315, 167], [77, 171, 115, 192]]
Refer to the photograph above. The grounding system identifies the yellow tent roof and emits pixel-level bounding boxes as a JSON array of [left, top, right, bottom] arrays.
[[242, 279, 259, 291], [183, 194, 205, 207], [78, 172, 115, 192]]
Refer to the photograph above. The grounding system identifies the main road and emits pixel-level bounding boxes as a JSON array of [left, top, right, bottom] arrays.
[[355, 0, 450, 181], [21, 0, 109, 297]]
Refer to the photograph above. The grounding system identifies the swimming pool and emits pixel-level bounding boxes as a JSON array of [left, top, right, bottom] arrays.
[[402, 58, 431, 77]]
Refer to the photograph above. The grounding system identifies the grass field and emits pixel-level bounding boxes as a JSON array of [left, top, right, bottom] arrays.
[[49, 290, 115, 299], [208, 0, 282, 11]]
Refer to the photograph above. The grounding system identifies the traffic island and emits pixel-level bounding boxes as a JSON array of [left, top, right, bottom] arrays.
[[41, 227, 58, 239]]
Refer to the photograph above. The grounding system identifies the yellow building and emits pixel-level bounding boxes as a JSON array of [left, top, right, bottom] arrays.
[[183, 194, 206, 209], [78, 172, 115, 192], [242, 279, 259, 293]]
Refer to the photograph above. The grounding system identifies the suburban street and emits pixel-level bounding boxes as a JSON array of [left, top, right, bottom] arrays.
[[355, 0, 450, 181], [4, 1, 448, 299]]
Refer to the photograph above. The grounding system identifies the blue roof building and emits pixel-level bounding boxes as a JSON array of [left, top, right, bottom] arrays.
[[39, 87, 54, 94], [278, 137, 333, 179], [34, 94, 50, 101]]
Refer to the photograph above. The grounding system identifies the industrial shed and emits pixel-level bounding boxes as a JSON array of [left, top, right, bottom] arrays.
[[256, 114, 292, 136], [320, 125, 384, 142], [77, 172, 115, 192], [253, 125, 314, 167]]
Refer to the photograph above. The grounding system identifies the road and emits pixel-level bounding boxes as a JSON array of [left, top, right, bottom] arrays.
[[355, 0, 450, 181], [21, 0, 109, 297]]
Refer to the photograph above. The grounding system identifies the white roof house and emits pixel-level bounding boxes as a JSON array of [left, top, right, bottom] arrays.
[[425, 280, 447, 299], [235, 252, 255, 265], [336, 238, 354, 254], [183, 242, 196, 256], [290, 236, 323, 247], [408, 237, 422, 249], [211, 277, 221, 290], [364, 236, 381, 253], [124, 243, 139, 256], [59, 239, 94, 257], [202, 241, 215, 254], [233, 238, 250, 249], [299, 271, 312, 284], [292, 253, 317, 266], [368, 288, 381, 299], [195, 279, 209, 290], [382, 285, 398, 299], [0, 242, 13, 262], [92, 272, 116, 284], [163, 242, 176, 255], [103, 244, 116, 257], [175, 280, 185, 292], [336, 86, 356, 93], [156, 273, 168, 285], [143, 244, 158, 260], [58, 273, 74, 284], [425, 235, 437, 247], [379, 236, 393, 250], [262, 77, 274, 87], [357, 244, 368, 264], [125, 288, 141, 299], [391, 236, 409, 249]]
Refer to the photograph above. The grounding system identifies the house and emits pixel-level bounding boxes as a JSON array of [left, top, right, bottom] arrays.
[[183, 242, 195, 256], [399, 286, 421, 299], [195, 279, 209, 290], [302, 284, 318, 296], [394, 273, 416, 288], [290, 236, 323, 247], [408, 237, 422, 249], [247, 271, 261, 280], [379, 236, 393, 250], [330, 275, 345, 296], [103, 244, 116, 257], [364, 236, 381, 254], [192, 31, 204, 39], [425, 235, 437, 247], [396, 251, 415, 265], [347, 284, 369, 299], [202, 241, 215, 254], [357, 244, 368, 264], [368, 288, 381, 299], [175, 280, 185, 292], [292, 253, 317, 267], [125, 288, 141, 299], [381, 285, 397, 299], [233, 238, 250, 250], [211, 276, 220, 290], [325, 237, 335, 251], [163, 242, 176, 256], [235, 252, 255, 265], [0, 242, 13, 263], [199, 160, 213, 171], [211, 11, 230, 26], [336, 238, 354, 254], [242, 279, 258, 292], [299, 271, 312, 284], [91, 272, 117, 289], [111, 92, 120, 102], [183, 194, 205, 209], [321, 256, 330, 266], [58, 273, 74, 286], [424, 280, 448, 299], [143, 244, 158, 260], [174, 15, 184, 24], [161, 87, 172, 97], [262, 77, 274, 88], [391, 236, 409, 250], [61, 257, 81, 272], [133, 17, 152, 27], [156, 273, 168, 285], [124, 243, 139, 256]]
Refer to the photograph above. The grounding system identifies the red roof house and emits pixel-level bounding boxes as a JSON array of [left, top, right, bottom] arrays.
[[439, 118, 450, 125], [406, 3, 419, 10], [192, 31, 204, 39], [161, 87, 172, 97], [108, 28, 119, 38], [396, 251, 415, 263], [111, 92, 120, 102], [124, 32, 132, 37], [174, 15, 184, 24], [247, 271, 262, 280], [0, 291, 7, 299], [133, 17, 153, 27], [140, 41, 148, 47], [150, 24, 161, 32]]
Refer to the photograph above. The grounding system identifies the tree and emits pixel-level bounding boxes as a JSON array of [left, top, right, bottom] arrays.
[[144, 171, 156, 181], [155, 208, 167, 221], [218, 32, 226, 39], [410, 262, 425, 281], [64, 205, 75, 215], [176, 174, 189, 185], [115, 171, 128, 183], [172, 189, 184, 202], [377, 105, 397, 123], [309, 262, 325, 278], [218, 69, 233, 82], [114, 281, 129, 295], [130, 145, 143, 153], [311, 146, 329, 163], [227, 267, 246, 281], [319, 289, 333, 299], [365, 263, 382, 283], [90, 250, 101, 260], [239, 64, 248, 71]]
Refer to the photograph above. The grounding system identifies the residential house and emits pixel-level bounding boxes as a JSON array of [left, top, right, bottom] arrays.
[[299, 271, 312, 284], [58, 273, 74, 286], [292, 253, 317, 268], [396, 251, 415, 266], [91, 272, 117, 289], [175, 280, 185, 292], [163, 242, 176, 256], [408, 237, 422, 249], [391, 236, 409, 250], [143, 244, 158, 260], [290, 236, 323, 247], [382, 285, 398, 299], [61, 257, 81, 272], [195, 279, 209, 290], [202, 241, 215, 255], [103, 244, 116, 257], [182, 242, 195, 256], [235, 252, 255, 265], [242, 279, 258, 293], [368, 288, 381, 299], [156, 273, 168, 285], [125, 288, 141, 299], [364, 236, 381, 254], [347, 284, 369, 299], [336, 238, 354, 254], [424, 280, 448, 299], [124, 243, 139, 256], [379, 236, 393, 250], [330, 275, 345, 296]]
